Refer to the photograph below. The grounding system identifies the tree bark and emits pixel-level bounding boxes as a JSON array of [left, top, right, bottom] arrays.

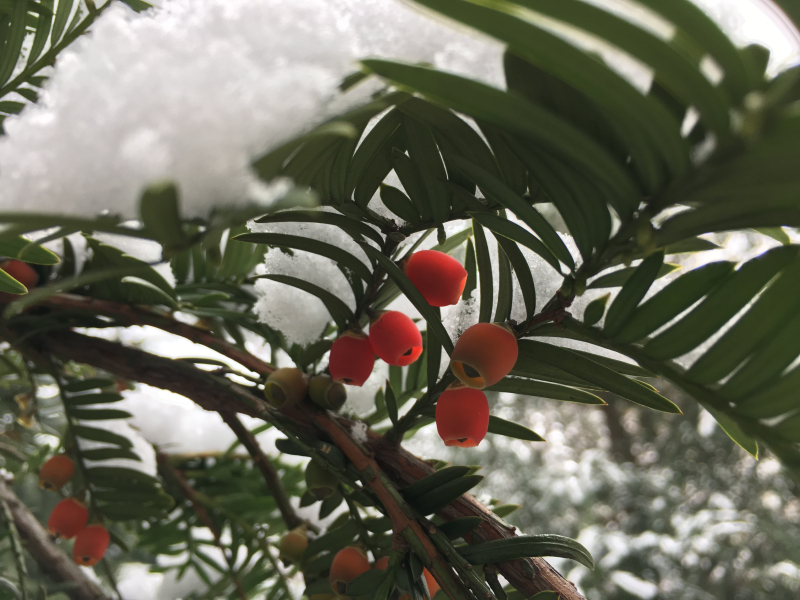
[[0, 478, 111, 600], [31, 328, 586, 600]]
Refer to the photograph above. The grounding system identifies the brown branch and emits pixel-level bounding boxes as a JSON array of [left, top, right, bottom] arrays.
[[25, 328, 585, 600], [313, 414, 474, 600], [157, 456, 248, 600], [41, 294, 276, 376], [0, 478, 111, 600], [218, 411, 305, 530]]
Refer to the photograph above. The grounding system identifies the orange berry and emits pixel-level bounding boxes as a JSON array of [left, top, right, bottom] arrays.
[[435, 384, 489, 447], [72, 524, 110, 566], [450, 323, 518, 389], [48, 498, 88, 539], [264, 367, 308, 409], [329, 546, 370, 594], [329, 330, 375, 386], [404, 250, 468, 307], [0, 260, 39, 303], [373, 556, 389, 570], [279, 528, 308, 564], [423, 569, 440, 598], [369, 311, 423, 367], [38, 455, 75, 491]]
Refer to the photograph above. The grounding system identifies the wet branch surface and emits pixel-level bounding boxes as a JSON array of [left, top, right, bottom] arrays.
[[20, 318, 586, 600]]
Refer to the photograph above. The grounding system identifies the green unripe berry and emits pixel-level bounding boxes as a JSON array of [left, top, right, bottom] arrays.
[[309, 375, 347, 411], [279, 528, 308, 565], [305, 460, 338, 500], [264, 368, 308, 409]]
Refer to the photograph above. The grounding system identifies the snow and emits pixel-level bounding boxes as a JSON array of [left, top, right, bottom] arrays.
[[0, 0, 503, 220]]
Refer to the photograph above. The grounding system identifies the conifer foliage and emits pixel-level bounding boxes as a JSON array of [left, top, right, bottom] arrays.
[[0, 1, 799, 599]]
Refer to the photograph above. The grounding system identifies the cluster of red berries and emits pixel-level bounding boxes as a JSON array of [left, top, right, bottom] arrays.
[[0, 259, 39, 303], [329, 250, 468, 386], [327, 250, 519, 448], [38, 454, 110, 566]]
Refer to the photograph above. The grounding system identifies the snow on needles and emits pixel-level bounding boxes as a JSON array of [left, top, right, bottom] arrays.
[[0, 0, 503, 219]]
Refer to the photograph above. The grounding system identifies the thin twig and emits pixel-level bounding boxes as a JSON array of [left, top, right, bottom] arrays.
[[218, 411, 306, 531], [158, 456, 248, 600]]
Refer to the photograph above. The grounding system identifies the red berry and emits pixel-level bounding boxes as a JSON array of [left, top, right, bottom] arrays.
[[38, 455, 75, 491], [48, 498, 88, 539], [404, 250, 468, 307], [369, 311, 423, 367], [329, 330, 375, 387], [436, 384, 489, 447], [72, 524, 110, 566], [450, 322, 518, 389], [329, 546, 371, 594]]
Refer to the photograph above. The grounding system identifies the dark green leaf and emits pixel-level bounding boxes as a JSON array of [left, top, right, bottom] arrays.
[[703, 404, 758, 458], [63, 378, 115, 393], [583, 294, 609, 327], [403, 114, 450, 224], [70, 408, 133, 420], [81, 448, 141, 462], [401, 466, 472, 501], [385, 379, 399, 427], [254, 210, 384, 247], [615, 261, 735, 344], [487, 415, 544, 442], [361, 60, 639, 204], [72, 425, 134, 449], [644, 246, 798, 359], [472, 220, 493, 323], [472, 212, 560, 274], [347, 569, 389, 597], [518, 341, 679, 413], [494, 238, 513, 323], [0, 1, 28, 86], [303, 521, 359, 559], [456, 534, 594, 570], [380, 184, 420, 224], [437, 516, 484, 540], [496, 236, 536, 319], [407, 475, 483, 515], [462, 236, 477, 301], [0, 269, 28, 294], [487, 378, 605, 405], [603, 252, 665, 337], [139, 182, 187, 253]]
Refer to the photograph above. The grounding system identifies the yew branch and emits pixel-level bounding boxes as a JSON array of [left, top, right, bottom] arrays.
[[21, 325, 585, 600]]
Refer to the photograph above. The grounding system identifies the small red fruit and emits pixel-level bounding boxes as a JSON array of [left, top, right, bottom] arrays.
[[72, 524, 110, 566], [38, 454, 75, 491], [48, 498, 88, 539], [369, 311, 423, 367], [0, 260, 39, 303], [450, 322, 518, 389], [329, 330, 375, 386], [436, 384, 490, 447], [373, 556, 389, 570], [330, 546, 371, 594], [404, 250, 468, 307]]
